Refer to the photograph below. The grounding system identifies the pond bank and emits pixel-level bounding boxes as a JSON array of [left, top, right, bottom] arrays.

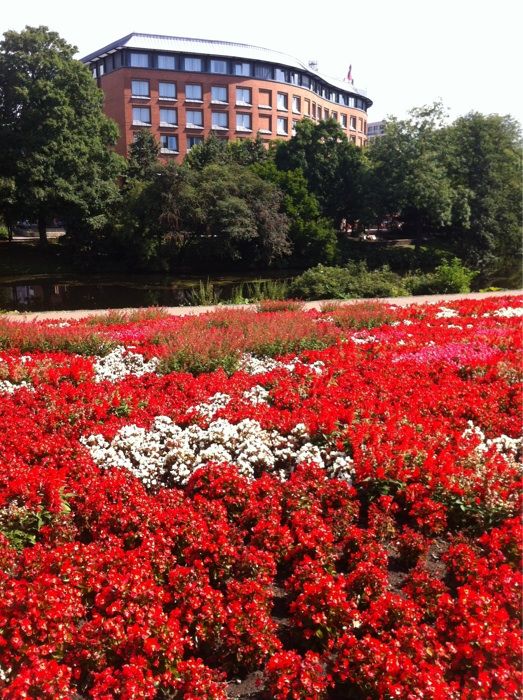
[[4, 289, 521, 322]]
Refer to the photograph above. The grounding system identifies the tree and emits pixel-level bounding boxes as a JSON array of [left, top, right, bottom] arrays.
[[367, 103, 456, 238], [444, 112, 522, 268], [274, 119, 367, 226], [0, 26, 123, 245], [126, 130, 161, 183]]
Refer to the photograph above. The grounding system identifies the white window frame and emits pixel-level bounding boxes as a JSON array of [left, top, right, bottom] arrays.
[[186, 110, 203, 128], [211, 111, 228, 130], [132, 106, 151, 126], [184, 57, 202, 72], [131, 80, 149, 98], [185, 84, 203, 102], [233, 61, 251, 76], [236, 113, 252, 132], [130, 53, 148, 68], [211, 85, 228, 104], [236, 87, 252, 106], [160, 134, 178, 153], [210, 59, 227, 74], [159, 82, 177, 100], [159, 108, 177, 127], [277, 92, 288, 111], [158, 55, 176, 70], [277, 117, 288, 136]]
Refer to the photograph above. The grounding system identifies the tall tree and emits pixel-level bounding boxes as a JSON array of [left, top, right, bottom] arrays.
[[274, 119, 367, 226], [126, 130, 161, 183], [445, 112, 522, 268], [367, 103, 456, 238], [0, 26, 123, 245]]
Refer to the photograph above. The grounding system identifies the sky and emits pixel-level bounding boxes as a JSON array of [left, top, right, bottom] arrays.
[[1, 0, 522, 126]]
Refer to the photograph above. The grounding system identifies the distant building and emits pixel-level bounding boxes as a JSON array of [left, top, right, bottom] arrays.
[[367, 120, 387, 141], [81, 33, 373, 160]]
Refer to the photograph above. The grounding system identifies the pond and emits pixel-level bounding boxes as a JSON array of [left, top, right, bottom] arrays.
[[0, 273, 293, 312]]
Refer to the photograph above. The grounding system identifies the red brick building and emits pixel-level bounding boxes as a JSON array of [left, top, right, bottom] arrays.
[[81, 33, 372, 160]]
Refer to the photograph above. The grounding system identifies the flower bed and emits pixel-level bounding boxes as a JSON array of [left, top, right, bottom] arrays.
[[0, 298, 521, 698]]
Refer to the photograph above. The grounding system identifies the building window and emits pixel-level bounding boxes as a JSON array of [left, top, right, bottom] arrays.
[[332, 111, 338, 121], [158, 55, 176, 70], [350, 116, 357, 130], [233, 61, 251, 76], [130, 53, 148, 68], [236, 113, 252, 131], [212, 111, 228, 129], [324, 108, 330, 119], [292, 96, 301, 114], [210, 59, 227, 73], [159, 82, 176, 100], [277, 92, 288, 110], [301, 75, 311, 89], [160, 134, 178, 153], [350, 135, 356, 143], [358, 118, 363, 131], [290, 72, 300, 85], [184, 57, 202, 72], [255, 64, 272, 79], [292, 120, 298, 136], [304, 98, 310, 116], [132, 107, 151, 125], [277, 117, 288, 135], [186, 110, 203, 128], [311, 103, 316, 119], [159, 108, 177, 126], [98, 63, 105, 77], [211, 85, 227, 103], [185, 84, 203, 101], [236, 87, 252, 106], [259, 89, 272, 108], [187, 136, 204, 149], [341, 114, 348, 128], [131, 80, 149, 97], [258, 114, 271, 134], [274, 67, 287, 82], [317, 106, 322, 120]]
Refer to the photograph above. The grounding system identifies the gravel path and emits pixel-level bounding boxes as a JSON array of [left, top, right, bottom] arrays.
[[2, 289, 521, 322]]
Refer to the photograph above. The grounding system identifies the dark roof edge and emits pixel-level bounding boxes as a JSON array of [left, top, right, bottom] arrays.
[[80, 32, 135, 63]]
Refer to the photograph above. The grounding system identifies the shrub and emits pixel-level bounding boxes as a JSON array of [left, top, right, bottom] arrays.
[[0, 225, 9, 240], [406, 258, 477, 295], [289, 262, 407, 300]]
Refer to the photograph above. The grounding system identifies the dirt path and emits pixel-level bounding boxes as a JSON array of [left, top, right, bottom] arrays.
[[2, 289, 521, 322]]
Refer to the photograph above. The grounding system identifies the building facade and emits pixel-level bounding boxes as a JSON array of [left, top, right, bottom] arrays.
[[367, 120, 387, 141], [81, 33, 373, 160]]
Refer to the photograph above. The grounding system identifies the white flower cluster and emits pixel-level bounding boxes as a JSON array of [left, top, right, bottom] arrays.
[[242, 384, 270, 405], [81, 416, 354, 489], [491, 306, 523, 318], [0, 380, 33, 394], [189, 392, 231, 420], [462, 421, 522, 460], [435, 307, 459, 319], [93, 346, 160, 383], [238, 353, 324, 376], [350, 334, 379, 345]]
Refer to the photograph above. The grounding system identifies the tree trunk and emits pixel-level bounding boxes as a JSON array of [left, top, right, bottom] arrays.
[[38, 211, 48, 246]]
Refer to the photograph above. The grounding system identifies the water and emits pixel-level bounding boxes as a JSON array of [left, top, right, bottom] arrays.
[[0, 273, 290, 312]]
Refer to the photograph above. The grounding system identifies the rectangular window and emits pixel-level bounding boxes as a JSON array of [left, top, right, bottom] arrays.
[[185, 84, 203, 101], [341, 114, 348, 128], [290, 72, 300, 85], [292, 96, 301, 114], [348, 96, 355, 108], [317, 106, 322, 120], [358, 118, 363, 131], [211, 111, 228, 129], [132, 107, 151, 125], [186, 110, 203, 127], [159, 82, 176, 100], [350, 135, 356, 143], [311, 103, 316, 118], [301, 75, 311, 89], [332, 111, 338, 121], [304, 98, 310, 116], [233, 61, 251, 76], [236, 113, 252, 131], [274, 67, 287, 82], [258, 114, 271, 134], [159, 108, 177, 126], [292, 120, 298, 136], [324, 108, 330, 119], [187, 136, 203, 149], [277, 92, 288, 110], [255, 63, 272, 79], [259, 89, 272, 108], [160, 134, 178, 153], [98, 63, 105, 77], [158, 55, 176, 70], [350, 116, 357, 130], [277, 117, 288, 135], [210, 59, 227, 73], [236, 87, 252, 106], [184, 57, 202, 72], [211, 85, 227, 103], [131, 80, 149, 97], [130, 53, 148, 68]]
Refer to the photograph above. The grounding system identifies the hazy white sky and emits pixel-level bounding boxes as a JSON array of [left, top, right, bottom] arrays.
[[1, 0, 521, 125]]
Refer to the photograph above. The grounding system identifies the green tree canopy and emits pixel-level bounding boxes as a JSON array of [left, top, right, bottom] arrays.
[[444, 112, 522, 268], [274, 119, 368, 226], [0, 25, 123, 244]]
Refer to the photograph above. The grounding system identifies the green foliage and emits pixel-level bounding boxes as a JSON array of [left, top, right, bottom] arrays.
[[158, 349, 240, 376], [0, 224, 8, 240], [405, 258, 477, 294], [0, 26, 124, 246], [126, 130, 161, 183], [289, 262, 408, 300], [185, 279, 222, 306]]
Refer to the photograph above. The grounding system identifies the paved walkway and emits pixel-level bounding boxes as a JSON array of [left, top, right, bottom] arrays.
[[2, 290, 521, 322]]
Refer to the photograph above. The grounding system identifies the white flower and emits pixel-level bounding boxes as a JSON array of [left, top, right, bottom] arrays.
[[92, 346, 159, 383], [435, 307, 459, 319], [0, 380, 33, 394], [491, 306, 523, 318]]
